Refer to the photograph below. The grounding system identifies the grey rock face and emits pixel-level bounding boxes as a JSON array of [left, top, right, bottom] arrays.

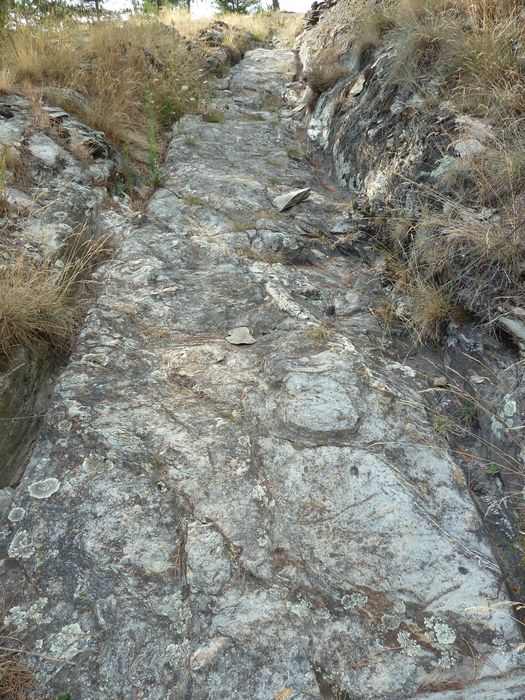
[[0, 92, 132, 486], [1, 48, 524, 700]]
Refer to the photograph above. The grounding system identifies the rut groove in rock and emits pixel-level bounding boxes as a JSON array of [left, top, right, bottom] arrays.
[[1, 48, 524, 699]]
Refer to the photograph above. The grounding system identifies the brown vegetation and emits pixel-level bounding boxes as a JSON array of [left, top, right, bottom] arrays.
[[349, 0, 525, 340]]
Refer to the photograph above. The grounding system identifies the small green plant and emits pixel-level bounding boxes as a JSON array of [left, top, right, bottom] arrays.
[[182, 192, 207, 206], [486, 462, 502, 477], [269, 175, 278, 185], [286, 144, 304, 160], [145, 91, 162, 189], [121, 140, 136, 198], [433, 413, 457, 437], [232, 219, 253, 232], [114, 181, 127, 198], [458, 401, 478, 425], [201, 110, 226, 124], [236, 245, 284, 264], [183, 136, 196, 147]]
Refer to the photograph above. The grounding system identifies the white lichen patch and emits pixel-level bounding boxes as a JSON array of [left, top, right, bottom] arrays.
[[165, 640, 191, 667], [381, 601, 406, 630], [382, 613, 402, 630], [503, 397, 517, 418], [7, 506, 25, 522], [28, 478, 60, 499], [341, 592, 368, 610], [49, 622, 86, 661], [4, 597, 50, 630], [439, 649, 459, 668], [492, 636, 507, 647], [230, 458, 249, 475], [8, 530, 35, 559], [424, 616, 457, 646], [397, 630, 422, 657], [288, 597, 312, 618], [491, 416, 504, 439], [251, 483, 274, 508]]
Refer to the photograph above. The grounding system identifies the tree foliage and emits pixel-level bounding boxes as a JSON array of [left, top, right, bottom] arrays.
[[215, 0, 260, 14]]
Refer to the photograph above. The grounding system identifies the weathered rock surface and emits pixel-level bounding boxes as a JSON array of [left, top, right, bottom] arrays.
[[1, 48, 524, 699], [0, 93, 133, 487]]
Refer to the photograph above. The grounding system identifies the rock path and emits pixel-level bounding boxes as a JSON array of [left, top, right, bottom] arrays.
[[2, 48, 524, 699]]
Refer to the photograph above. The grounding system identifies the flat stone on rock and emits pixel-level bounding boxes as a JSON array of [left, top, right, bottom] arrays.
[[226, 326, 256, 345], [28, 133, 72, 169], [272, 188, 310, 212], [350, 74, 366, 96], [498, 315, 525, 345]]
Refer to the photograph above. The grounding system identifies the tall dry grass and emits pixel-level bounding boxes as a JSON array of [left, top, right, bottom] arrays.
[[373, 0, 525, 117], [354, 0, 525, 339], [159, 8, 302, 46], [0, 232, 110, 356], [0, 10, 302, 163], [0, 16, 209, 161]]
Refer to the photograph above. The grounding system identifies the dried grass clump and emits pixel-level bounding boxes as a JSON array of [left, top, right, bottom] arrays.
[[380, 194, 525, 339], [350, 0, 525, 338], [355, 11, 397, 63], [380, 248, 454, 342], [399, 278, 453, 343], [365, 0, 525, 116], [0, 17, 208, 163], [0, 652, 38, 700], [306, 51, 349, 97], [0, 596, 40, 700], [159, 9, 300, 46], [428, 214, 525, 316], [0, 235, 110, 356], [0, 10, 301, 167]]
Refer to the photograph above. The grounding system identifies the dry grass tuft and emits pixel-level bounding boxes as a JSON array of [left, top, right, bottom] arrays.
[[396, 276, 453, 343], [0, 10, 301, 167], [306, 51, 349, 96], [307, 323, 332, 344], [0, 234, 111, 357], [159, 9, 302, 46], [0, 593, 40, 700], [236, 245, 284, 264], [347, 0, 525, 336], [199, 108, 226, 123], [364, 0, 525, 117]]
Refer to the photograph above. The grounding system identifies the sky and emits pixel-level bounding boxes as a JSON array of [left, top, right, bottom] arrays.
[[105, 0, 312, 17]]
